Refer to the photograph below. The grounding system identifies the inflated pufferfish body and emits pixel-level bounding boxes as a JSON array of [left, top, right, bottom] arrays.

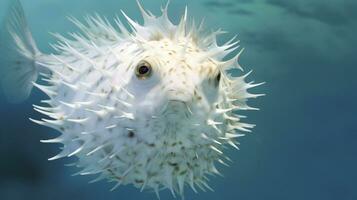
[[1, 0, 263, 198]]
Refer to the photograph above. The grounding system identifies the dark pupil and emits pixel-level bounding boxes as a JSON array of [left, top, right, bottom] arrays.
[[216, 73, 221, 82], [139, 65, 149, 74]]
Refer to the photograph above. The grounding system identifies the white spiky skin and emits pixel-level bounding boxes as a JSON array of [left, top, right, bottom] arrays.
[[29, 2, 263, 198]]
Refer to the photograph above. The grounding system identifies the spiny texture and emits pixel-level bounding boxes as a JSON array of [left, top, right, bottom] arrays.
[[28, 2, 263, 198]]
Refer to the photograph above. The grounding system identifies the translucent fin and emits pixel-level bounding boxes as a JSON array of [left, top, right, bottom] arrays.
[[0, 0, 41, 103]]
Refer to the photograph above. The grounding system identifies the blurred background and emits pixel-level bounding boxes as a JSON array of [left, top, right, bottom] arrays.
[[0, 0, 356, 199]]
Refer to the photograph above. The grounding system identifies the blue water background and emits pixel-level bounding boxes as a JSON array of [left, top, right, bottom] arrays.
[[0, 0, 356, 199]]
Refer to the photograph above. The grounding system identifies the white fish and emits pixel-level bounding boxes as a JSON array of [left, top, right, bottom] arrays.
[[0, 0, 263, 198]]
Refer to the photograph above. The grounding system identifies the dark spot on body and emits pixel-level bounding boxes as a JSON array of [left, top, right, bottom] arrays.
[[187, 162, 192, 168], [179, 170, 187, 175], [128, 131, 135, 138], [135, 179, 144, 184], [168, 162, 178, 167]]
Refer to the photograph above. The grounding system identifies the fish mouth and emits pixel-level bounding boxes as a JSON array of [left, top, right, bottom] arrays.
[[160, 100, 191, 119]]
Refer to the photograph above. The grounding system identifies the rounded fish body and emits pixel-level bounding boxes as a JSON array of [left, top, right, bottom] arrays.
[[1, 0, 263, 198]]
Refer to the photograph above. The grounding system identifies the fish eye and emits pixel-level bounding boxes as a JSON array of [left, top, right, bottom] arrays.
[[216, 72, 221, 82], [215, 72, 221, 87], [135, 60, 152, 80]]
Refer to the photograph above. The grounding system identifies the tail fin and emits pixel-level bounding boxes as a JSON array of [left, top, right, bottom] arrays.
[[0, 0, 41, 103]]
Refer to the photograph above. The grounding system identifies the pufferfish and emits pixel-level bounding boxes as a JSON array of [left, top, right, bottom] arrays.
[[0, 0, 263, 198]]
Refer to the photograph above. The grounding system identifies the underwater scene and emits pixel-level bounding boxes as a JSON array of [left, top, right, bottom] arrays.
[[0, 0, 356, 200]]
